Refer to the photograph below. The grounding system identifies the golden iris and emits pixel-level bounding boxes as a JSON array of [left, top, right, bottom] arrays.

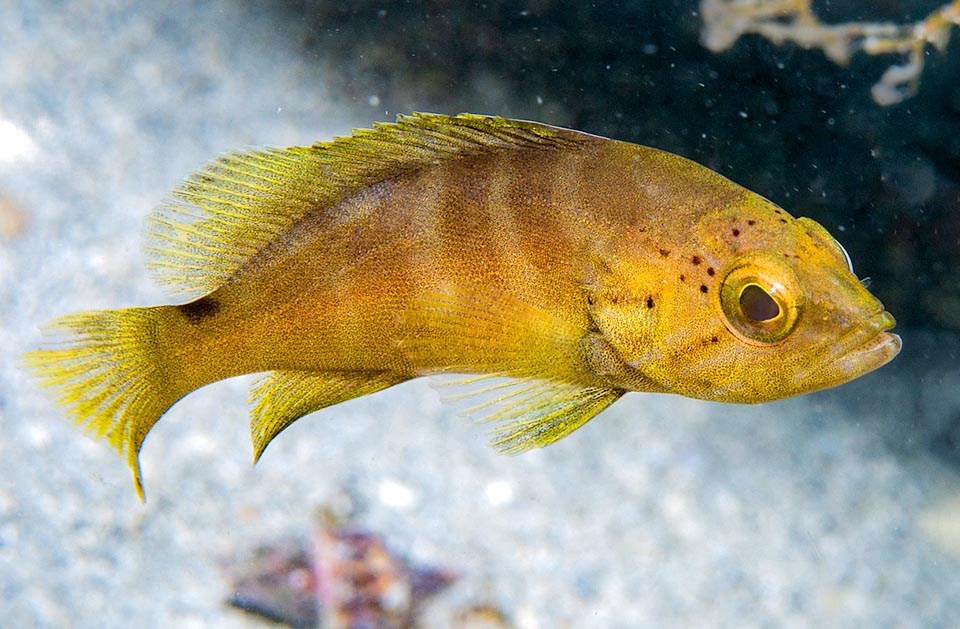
[[719, 258, 801, 345]]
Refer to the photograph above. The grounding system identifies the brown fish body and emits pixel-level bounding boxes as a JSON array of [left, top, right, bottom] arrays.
[[185, 137, 741, 385], [25, 114, 900, 500]]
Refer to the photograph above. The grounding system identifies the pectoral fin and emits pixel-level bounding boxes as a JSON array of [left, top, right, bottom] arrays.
[[248, 370, 408, 462], [443, 375, 624, 453], [401, 284, 585, 379]]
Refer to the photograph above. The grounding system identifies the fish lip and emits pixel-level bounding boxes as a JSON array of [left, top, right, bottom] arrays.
[[871, 309, 896, 334], [847, 325, 902, 368], [838, 310, 901, 363], [840, 309, 897, 350], [796, 309, 901, 388]]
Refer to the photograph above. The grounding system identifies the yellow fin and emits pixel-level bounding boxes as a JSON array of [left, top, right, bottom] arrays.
[[403, 284, 585, 379], [146, 113, 585, 298], [446, 376, 624, 453], [248, 370, 408, 462], [23, 307, 180, 502]]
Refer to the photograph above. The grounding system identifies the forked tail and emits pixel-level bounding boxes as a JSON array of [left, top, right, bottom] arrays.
[[24, 306, 190, 502]]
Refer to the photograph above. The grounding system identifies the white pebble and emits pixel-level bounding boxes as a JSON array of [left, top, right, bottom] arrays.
[[378, 479, 417, 509], [484, 480, 514, 506], [0, 115, 38, 164]]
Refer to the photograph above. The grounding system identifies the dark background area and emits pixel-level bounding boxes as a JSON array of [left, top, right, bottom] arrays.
[[271, 0, 960, 333]]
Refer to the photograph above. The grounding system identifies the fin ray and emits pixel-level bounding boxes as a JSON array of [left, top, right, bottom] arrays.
[[248, 370, 408, 462], [147, 114, 587, 298], [403, 283, 586, 380], [23, 307, 184, 502], [443, 375, 624, 453]]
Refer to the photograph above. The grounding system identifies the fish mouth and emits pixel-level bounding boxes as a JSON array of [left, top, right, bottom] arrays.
[[797, 310, 902, 390], [845, 318, 901, 369]]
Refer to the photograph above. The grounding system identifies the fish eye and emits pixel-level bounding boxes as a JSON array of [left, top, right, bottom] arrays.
[[739, 284, 780, 321], [719, 260, 801, 345]]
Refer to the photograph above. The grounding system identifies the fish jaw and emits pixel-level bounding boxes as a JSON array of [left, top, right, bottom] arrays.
[[794, 309, 902, 394], [824, 311, 901, 380]]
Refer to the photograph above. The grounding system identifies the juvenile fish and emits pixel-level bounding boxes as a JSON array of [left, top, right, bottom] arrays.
[[25, 113, 901, 500]]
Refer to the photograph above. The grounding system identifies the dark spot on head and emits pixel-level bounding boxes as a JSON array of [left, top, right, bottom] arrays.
[[732, 228, 740, 237], [700, 285, 708, 293], [711, 336, 719, 343], [707, 267, 715, 276], [679, 274, 685, 282], [747, 220, 756, 226], [646, 296, 654, 308], [780, 218, 788, 223], [659, 248, 671, 258], [774, 209, 782, 214], [691, 255, 702, 265], [178, 296, 220, 324], [587, 294, 595, 305]]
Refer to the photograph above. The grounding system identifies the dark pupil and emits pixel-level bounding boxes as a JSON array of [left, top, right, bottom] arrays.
[[739, 284, 780, 321]]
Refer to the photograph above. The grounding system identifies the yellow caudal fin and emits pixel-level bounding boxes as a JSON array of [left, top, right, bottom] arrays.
[[23, 307, 187, 502]]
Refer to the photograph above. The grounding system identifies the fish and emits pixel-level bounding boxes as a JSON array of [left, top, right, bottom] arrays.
[[24, 113, 902, 500]]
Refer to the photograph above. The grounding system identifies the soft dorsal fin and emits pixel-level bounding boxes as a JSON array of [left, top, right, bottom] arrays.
[[248, 370, 408, 462], [145, 113, 586, 298]]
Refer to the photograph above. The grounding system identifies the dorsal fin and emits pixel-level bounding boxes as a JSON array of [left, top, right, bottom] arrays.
[[145, 113, 587, 298]]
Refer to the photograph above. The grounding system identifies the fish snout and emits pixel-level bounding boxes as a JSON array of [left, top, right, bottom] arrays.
[[862, 309, 902, 363], [827, 308, 902, 382]]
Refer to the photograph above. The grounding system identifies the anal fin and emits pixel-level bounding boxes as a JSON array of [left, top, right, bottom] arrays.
[[249, 370, 408, 462]]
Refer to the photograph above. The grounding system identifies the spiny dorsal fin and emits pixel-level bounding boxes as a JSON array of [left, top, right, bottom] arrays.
[[145, 113, 587, 298], [248, 370, 408, 462]]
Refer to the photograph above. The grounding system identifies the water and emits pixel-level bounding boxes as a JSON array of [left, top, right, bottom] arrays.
[[2, 1, 958, 626]]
